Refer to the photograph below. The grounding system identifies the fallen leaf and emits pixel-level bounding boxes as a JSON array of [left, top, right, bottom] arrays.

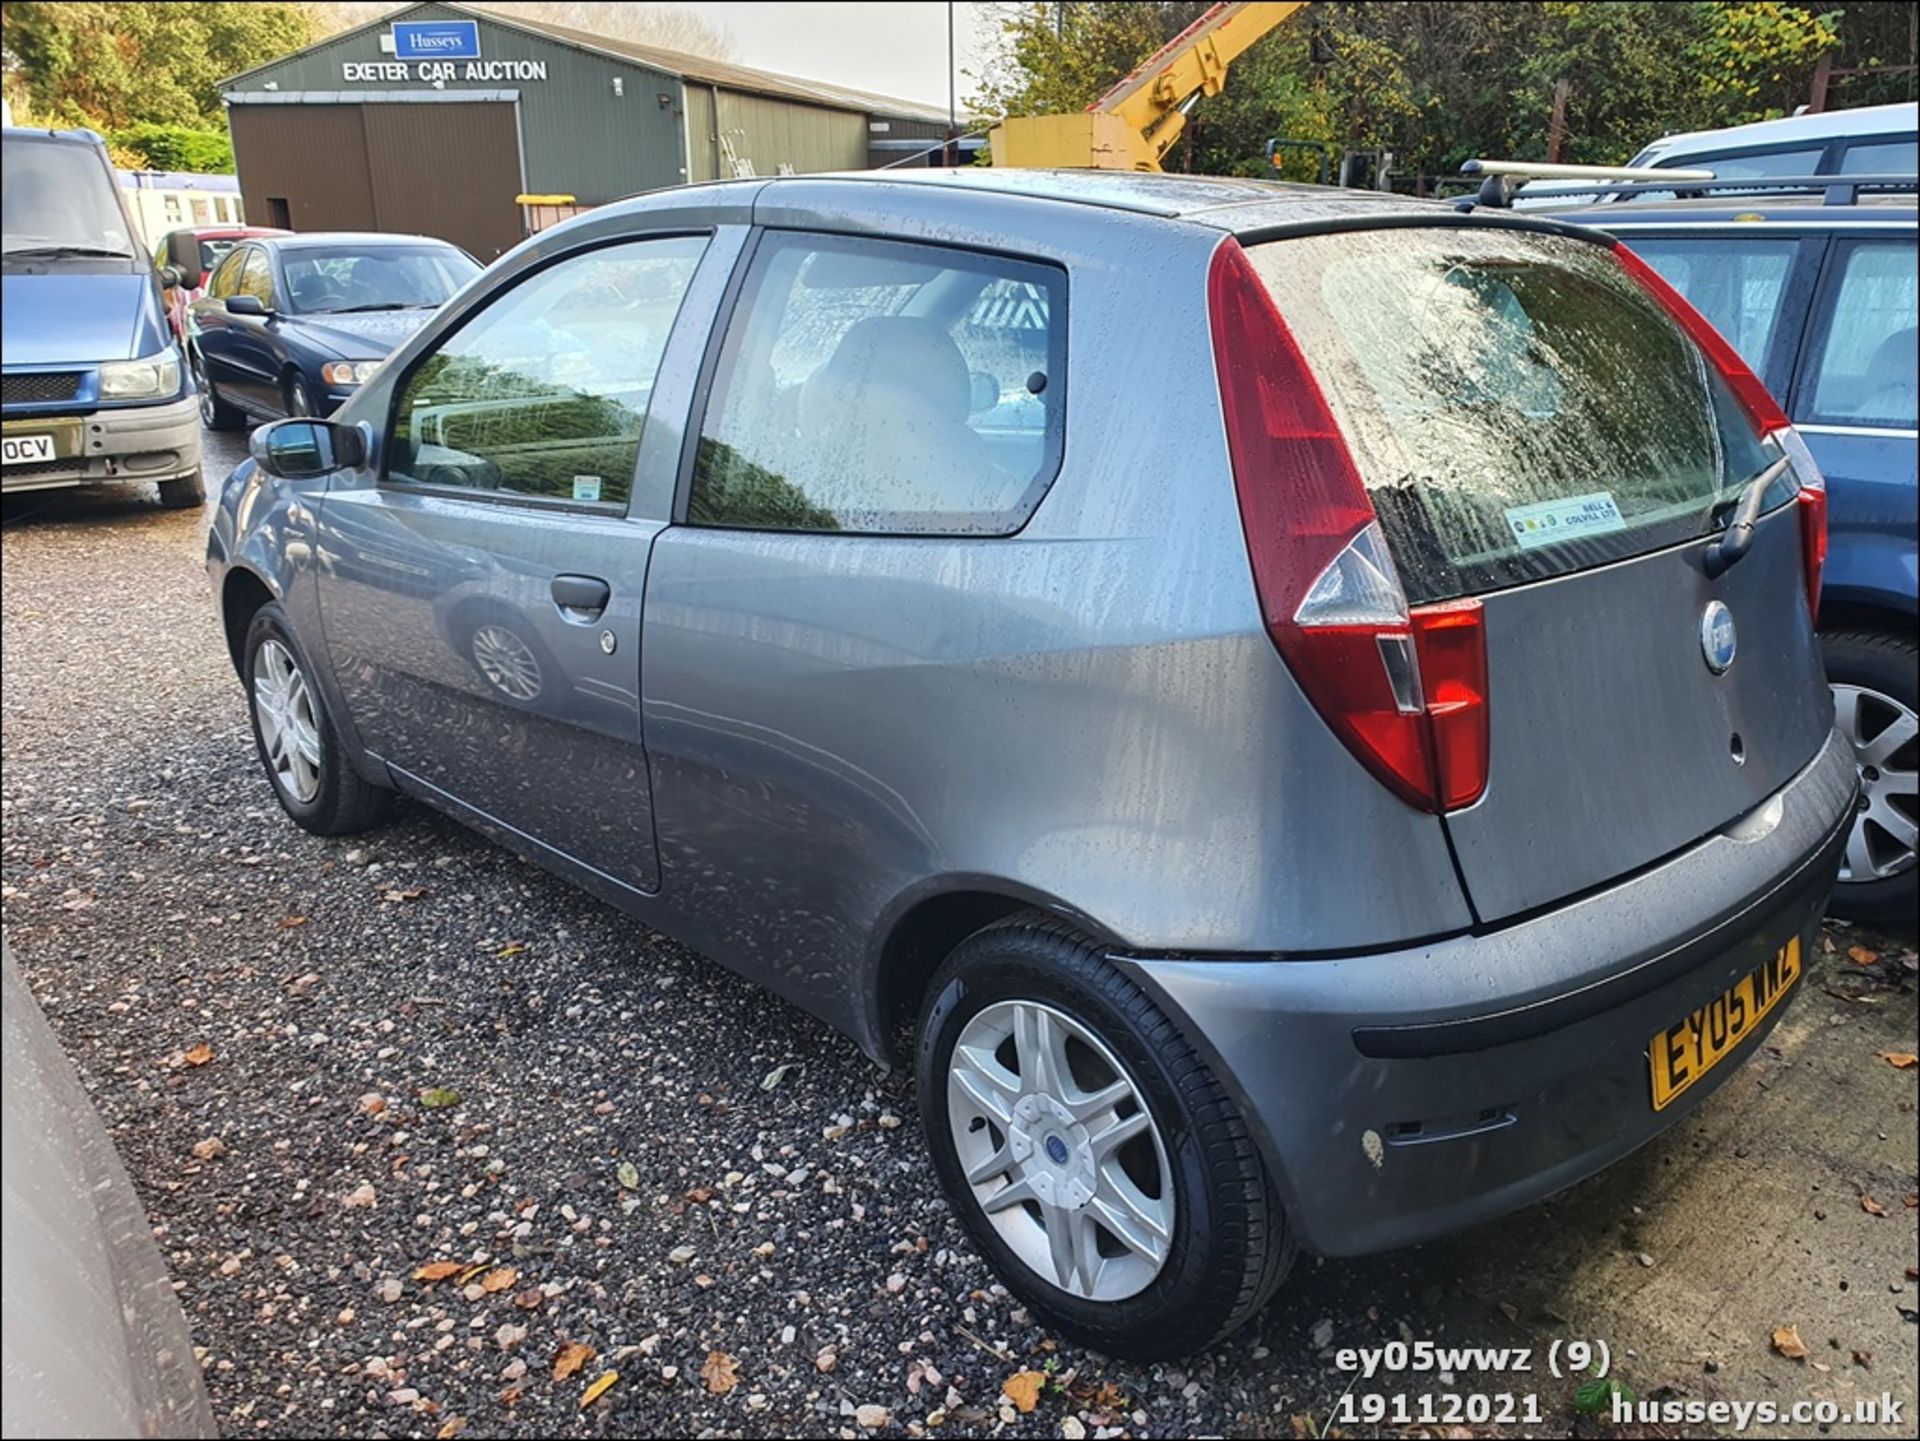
[[414, 1261, 463, 1282], [514, 1288, 545, 1311], [1878, 1052, 1919, 1070], [498, 1387, 524, 1406], [761, 1063, 795, 1091], [280, 915, 308, 928], [1848, 944, 1879, 966], [381, 885, 426, 903], [616, 1161, 639, 1190], [183, 1043, 214, 1067], [554, 1341, 595, 1381], [481, 1267, 518, 1293], [497, 942, 526, 957], [1907, 1195, 1919, 1210], [419, 1086, 462, 1109], [1862, 1195, 1887, 1217], [435, 1419, 467, 1439], [579, 1371, 619, 1408], [1002, 1370, 1045, 1413], [700, 1350, 740, 1395], [1772, 1324, 1808, 1360]]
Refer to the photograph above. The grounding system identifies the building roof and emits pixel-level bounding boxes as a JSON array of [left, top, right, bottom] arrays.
[[225, 1, 957, 128]]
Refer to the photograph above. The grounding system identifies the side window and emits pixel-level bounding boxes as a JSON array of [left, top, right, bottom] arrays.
[[1798, 240, 1918, 430], [1685, 146, 1825, 179], [388, 235, 708, 507], [239, 248, 275, 306], [1621, 236, 1801, 380], [1836, 139, 1918, 176], [689, 231, 1066, 535], [206, 247, 247, 299]]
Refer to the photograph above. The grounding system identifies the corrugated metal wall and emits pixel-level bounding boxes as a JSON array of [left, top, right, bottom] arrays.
[[230, 105, 378, 233], [684, 83, 718, 182], [362, 103, 523, 259], [715, 90, 864, 176]]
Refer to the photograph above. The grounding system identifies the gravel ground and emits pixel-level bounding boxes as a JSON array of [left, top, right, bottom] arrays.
[[3, 438, 1916, 1440]]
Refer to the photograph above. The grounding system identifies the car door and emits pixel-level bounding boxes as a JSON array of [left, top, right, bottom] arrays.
[[312, 229, 734, 896], [190, 246, 248, 389], [223, 246, 285, 413], [1789, 232, 1920, 610]]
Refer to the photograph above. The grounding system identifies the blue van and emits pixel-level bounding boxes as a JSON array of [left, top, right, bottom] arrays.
[[2, 127, 206, 508]]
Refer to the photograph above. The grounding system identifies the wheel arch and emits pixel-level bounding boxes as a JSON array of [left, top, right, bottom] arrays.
[[867, 877, 1124, 1067], [220, 566, 279, 677]]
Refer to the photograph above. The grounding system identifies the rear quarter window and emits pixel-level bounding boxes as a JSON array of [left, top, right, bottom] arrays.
[[1245, 226, 1775, 601]]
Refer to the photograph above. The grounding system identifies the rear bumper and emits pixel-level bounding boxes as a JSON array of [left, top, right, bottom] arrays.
[[1, 393, 200, 493], [1115, 727, 1856, 1258]]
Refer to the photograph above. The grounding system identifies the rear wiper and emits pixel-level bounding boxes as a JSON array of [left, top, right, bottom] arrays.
[[1704, 454, 1793, 578]]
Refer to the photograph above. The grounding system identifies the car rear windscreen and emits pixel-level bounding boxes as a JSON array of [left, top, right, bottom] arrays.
[[1243, 226, 1778, 602]]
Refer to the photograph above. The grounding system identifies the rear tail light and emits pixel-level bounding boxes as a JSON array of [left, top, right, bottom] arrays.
[[1612, 241, 1826, 619], [1209, 239, 1489, 813]]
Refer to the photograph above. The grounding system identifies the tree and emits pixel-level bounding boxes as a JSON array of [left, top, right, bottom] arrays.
[[0, 1, 312, 130]]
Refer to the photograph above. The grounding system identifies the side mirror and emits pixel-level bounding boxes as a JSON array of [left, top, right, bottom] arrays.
[[226, 294, 269, 317], [164, 232, 202, 290], [968, 370, 1000, 415], [249, 419, 367, 479]]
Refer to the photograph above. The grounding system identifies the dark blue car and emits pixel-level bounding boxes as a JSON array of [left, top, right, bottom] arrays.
[[186, 232, 479, 426], [1551, 179, 1917, 922]]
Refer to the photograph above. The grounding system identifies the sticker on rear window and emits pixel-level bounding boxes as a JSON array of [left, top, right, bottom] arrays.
[[572, 475, 603, 503], [1502, 492, 1627, 550]]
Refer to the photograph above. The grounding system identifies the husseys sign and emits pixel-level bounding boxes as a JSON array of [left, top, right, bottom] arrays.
[[340, 19, 550, 83]]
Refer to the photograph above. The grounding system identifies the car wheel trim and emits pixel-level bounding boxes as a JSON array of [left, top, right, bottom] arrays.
[[194, 353, 216, 425], [471, 624, 542, 700], [1833, 682, 1918, 883], [947, 998, 1174, 1302], [254, 638, 323, 804]]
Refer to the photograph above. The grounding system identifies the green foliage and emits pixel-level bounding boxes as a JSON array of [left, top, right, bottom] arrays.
[[1573, 1375, 1635, 1416], [108, 123, 236, 174], [972, 1, 1908, 183], [0, 1, 312, 132]]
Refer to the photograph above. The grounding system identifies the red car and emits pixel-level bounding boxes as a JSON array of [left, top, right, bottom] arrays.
[[153, 225, 289, 342]]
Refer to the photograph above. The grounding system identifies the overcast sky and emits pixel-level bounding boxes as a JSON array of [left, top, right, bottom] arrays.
[[679, 2, 1001, 111]]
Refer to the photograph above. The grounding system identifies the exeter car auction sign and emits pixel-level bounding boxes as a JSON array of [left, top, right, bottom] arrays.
[[340, 19, 550, 83]]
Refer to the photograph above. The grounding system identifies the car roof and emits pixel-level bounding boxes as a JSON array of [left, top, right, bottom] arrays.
[[1639, 101, 1916, 155], [259, 232, 463, 251], [757, 167, 1454, 225]]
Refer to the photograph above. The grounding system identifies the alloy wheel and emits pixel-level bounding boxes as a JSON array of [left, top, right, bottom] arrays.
[[254, 638, 323, 804], [947, 999, 1174, 1302], [1833, 682, 1918, 883], [194, 352, 217, 426]]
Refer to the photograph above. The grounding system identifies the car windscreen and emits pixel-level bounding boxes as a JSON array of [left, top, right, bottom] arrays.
[[1, 136, 135, 258], [280, 246, 481, 315], [1243, 226, 1777, 603]]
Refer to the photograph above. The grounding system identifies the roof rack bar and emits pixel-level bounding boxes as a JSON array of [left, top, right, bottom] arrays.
[[1454, 169, 1919, 211]]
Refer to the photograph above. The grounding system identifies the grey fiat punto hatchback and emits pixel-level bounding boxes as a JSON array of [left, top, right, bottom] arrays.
[[209, 169, 1853, 1359]]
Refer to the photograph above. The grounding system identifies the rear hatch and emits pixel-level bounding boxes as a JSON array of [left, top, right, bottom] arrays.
[[1221, 222, 1832, 922]]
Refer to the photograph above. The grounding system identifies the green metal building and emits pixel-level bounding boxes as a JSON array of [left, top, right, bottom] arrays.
[[221, 1, 964, 260]]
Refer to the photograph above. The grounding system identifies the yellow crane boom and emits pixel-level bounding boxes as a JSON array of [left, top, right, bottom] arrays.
[[990, 2, 1309, 171]]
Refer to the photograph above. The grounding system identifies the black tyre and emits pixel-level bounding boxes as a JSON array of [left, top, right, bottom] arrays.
[[244, 602, 392, 836], [157, 466, 206, 509], [193, 350, 246, 431], [917, 918, 1293, 1359], [287, 373, 315, 418], [1822, 628, 1918, 925]]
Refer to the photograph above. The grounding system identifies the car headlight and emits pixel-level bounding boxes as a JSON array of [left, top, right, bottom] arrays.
[[321, 360, 382, 387], [99, 348, 181, 400]]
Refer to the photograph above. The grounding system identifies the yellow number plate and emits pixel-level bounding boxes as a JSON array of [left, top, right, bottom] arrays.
[[1649, 937, 1800, 1111]]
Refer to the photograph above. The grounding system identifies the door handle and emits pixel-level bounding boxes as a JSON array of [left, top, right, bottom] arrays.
[[551, 573, 611, 620]]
